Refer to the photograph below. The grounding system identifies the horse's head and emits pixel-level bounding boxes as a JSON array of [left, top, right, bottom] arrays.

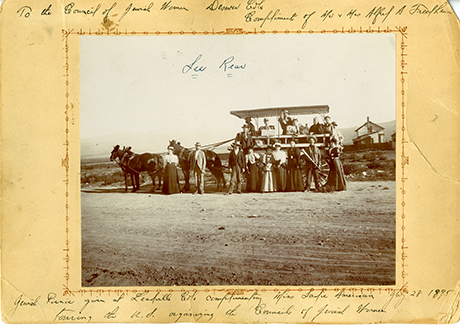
[[169, 140, 182, 155], [110, 145, 122, 162]]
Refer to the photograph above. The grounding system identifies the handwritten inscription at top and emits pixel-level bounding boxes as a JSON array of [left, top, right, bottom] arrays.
[[14, 0, 452, 30], [206, 0, 241, 11]]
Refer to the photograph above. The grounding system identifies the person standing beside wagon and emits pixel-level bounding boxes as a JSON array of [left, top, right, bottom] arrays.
[[303, 136, 322, 191], [162, 146, 181, 194], [245, 147, 260, 193], [286, 140, 304, 192], [272, 142, 287, 191], [260, 146, 277, 193], [191, 142, 207, 194], [227, 142, 246, 195]]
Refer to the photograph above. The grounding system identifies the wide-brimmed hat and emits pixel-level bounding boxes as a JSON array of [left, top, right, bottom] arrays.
[[167, 145, 174, 151], [332, 121, 338, 126], [308, 136, 317, 143], [195, 142, 201, 146], [274, 142, 281, 147]]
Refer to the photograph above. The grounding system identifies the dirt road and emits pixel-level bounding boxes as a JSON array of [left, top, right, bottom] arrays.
[[81, 181, 395, 287]]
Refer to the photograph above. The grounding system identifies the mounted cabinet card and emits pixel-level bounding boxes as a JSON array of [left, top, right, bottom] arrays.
[[1, 0, 459, 323]]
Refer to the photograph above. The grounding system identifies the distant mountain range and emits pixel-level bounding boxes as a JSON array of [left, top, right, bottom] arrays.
[[81, 119, 396, 161]]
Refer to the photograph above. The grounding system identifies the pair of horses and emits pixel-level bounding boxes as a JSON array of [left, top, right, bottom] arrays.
[[109, 141, 226, 193]]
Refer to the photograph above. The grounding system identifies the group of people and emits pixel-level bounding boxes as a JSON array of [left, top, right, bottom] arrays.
[[127, 113, 346, 195], [226, 135, 346, 195]]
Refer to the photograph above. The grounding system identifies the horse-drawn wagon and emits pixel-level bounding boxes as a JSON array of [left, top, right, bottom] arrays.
[[230, 105, 334, 187]]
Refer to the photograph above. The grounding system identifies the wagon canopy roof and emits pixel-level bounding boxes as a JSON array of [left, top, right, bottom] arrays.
[[230, 105, 330, 119]]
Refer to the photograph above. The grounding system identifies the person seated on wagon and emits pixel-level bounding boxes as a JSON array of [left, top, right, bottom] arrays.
[[244, 116, 257, 136], [299, 123, 309, 135], [323, 115, 334, 135], [258, 118, 275, 135], [278, 110, 294, 135], [309, 116, 325, 135], [235, 124, 255, 154]]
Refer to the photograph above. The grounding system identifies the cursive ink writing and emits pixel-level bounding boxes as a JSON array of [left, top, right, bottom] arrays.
[[79, 297, 105, 313], [182, 54, 207, 74], [206, 0, 241, 11], [365, 6, 394, 24], [246, 0, 264, 10], [64, 2, 101, 16], [219, 56, 246, 71], [17, 6, 32, 18], [120, 2, 153, 21], [131, 291, 172, 303], [301, 11, 316, 28], [245, 9, 298, 27], [409, 2, 451, 16], [54, 308, 92, 322], [104, 306, 119, 319], [254, 302, 294, 316], [301, 289, 328, 302], [46, 292, 75, 305], [169, 311, 214, 322], [334, 290, 375, 299], [160, 1, 189, 11], [311, 304, 350, 322], [10, 294, 40, 316], [273, 290, 294, 304], [206, 290, 261, 309]]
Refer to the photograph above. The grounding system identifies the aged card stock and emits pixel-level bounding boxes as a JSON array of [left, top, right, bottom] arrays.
[[1, 0, 460, 323]]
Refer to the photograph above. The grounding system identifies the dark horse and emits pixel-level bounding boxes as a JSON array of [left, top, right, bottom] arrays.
[[169, 140, 226, 192], [110, 145, 164, 192]]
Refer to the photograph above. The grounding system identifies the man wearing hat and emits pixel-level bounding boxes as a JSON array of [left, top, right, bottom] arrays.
[[235, 124, 255, 154], [258, 117, 273, 135], [331, 121, 344, 146], [191, 142, 207, 194], [244, 116, 257, 136], [303, 136, 322, 191], [227, 142, 246, 194]]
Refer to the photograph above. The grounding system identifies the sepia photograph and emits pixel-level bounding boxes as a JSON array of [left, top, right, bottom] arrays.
[[80, 33, 397, 287]]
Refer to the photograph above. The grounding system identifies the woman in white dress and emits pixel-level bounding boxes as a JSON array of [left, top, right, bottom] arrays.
[[260, 146, 277, 192], [162, 146, 181, 194]]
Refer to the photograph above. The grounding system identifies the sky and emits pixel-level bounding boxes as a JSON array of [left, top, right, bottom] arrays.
[[80, 33, 397, 148]]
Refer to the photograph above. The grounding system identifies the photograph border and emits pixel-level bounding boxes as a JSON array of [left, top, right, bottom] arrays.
[[64, 25, 408, 297]]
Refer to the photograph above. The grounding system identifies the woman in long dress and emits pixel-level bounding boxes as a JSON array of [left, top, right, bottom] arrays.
[[325, 140, 347, 191], [272, 142, 287, 191], [260, 147, 277, 192], [162, 146, 181, 194], [245, 147, 260, 192], [286, 140, 305, 191]]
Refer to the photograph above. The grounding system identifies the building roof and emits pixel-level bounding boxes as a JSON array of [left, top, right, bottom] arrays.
[[354, 120, 385, 132], [230, 105, 329, 119]]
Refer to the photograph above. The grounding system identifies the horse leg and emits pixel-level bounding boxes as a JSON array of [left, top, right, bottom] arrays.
[[183, 170, 190, 192], [124, 171, 128, 192], [148, 173, 156, 192], [135, 173, 140, 192]]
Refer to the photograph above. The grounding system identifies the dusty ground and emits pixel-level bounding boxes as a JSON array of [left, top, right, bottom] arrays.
[[81, 180, 395, 287]]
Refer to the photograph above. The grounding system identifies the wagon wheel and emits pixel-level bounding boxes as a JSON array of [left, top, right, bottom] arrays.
[[300, 155, 330, 189], [317, 156, 330, 187]]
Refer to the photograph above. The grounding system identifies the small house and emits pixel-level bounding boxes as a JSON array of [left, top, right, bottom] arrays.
[[353, 117, 386, 146]]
